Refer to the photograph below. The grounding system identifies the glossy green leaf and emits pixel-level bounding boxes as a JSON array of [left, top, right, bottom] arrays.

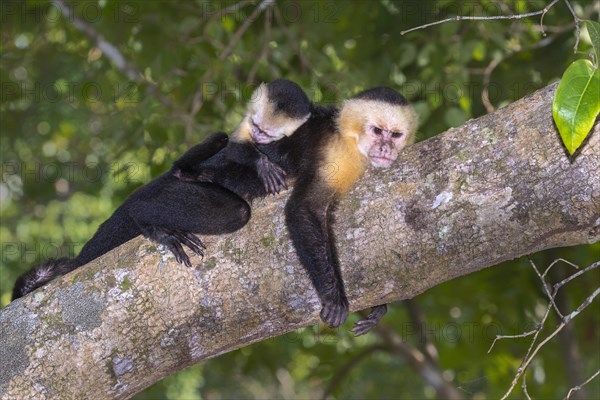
[[585, 20, 600, 61], [552, 59, 600, 155]]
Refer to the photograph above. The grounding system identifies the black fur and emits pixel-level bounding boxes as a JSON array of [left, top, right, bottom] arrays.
[[352, 86, 408, 105], [12, 132, 247, 299], [267, 79, 312, 118], [12, 81, 315, 301], [175, 79, 312, 196]]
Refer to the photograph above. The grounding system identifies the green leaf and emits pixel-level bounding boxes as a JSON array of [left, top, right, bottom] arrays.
[[552, 59, 600, 155], [585, 20, 600, 61]]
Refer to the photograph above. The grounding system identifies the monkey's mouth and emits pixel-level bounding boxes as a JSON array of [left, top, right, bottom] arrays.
[[251, 126, 277, 144], [369, 156, 395, 168]]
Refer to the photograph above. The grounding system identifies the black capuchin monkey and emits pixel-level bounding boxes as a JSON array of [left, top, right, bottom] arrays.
[[12, 80, 312, 301], [262, 87, 418, 335]]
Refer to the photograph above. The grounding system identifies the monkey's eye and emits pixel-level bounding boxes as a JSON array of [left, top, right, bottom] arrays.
[[251, 120, 264, 133], [391, 131, 403, 138], [372, 126, 383, 135]]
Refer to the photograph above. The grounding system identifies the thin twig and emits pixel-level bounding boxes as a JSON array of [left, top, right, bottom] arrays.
[[247, 4, 273, 85], [401, 0, 561, 35], [480, 23, 574, 112], [51, 0, 172, 108], [562, 0, 581, 53], [273, 4, 312, 73], [487, 327, 540, 354], [320, 345, 385, 399], [522, 373, 533, 400], [554, 261, 600, 293], [495, 259, 600, 400], [529, 258, 565, 319], [565, 368, 600, 400], [405, 299, 439, 364], [186, 0, 274, 139]]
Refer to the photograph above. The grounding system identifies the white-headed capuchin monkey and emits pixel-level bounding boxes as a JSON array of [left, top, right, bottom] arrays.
[[12, 80, 312, 300], [254, 87, 418, 335], [195, 86, 418, 334]]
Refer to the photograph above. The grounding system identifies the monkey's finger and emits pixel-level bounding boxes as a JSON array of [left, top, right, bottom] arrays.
[[274, 172, 287, 191], [177, 233, 205, 256], [351, 320, 376, 336], [181, 232, 206, 250], [175, 233, 205, 258], [166, 239, 192, 268], [266, 175, 280, 195]]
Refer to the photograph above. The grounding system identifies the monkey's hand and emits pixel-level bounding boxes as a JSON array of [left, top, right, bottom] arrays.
[[351, 304, 388, 336], [320, 290, 350, 328], [257, 154, 287, 195]]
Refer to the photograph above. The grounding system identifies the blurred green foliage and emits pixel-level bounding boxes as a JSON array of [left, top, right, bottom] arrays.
[[1, 1, 598, 399]]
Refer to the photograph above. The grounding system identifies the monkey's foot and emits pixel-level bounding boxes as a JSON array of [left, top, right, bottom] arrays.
[[257, 154, 287, 195], [172, 231, 206, 257], [151, 229, 206, 268], [320, 295, 349, 328], [351, 304, 388, 336]]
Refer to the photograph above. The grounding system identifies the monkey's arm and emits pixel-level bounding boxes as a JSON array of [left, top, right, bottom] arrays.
[[171, 132, 229, 181], [176, 140, 287, 195], [285, 180, 349, 328]]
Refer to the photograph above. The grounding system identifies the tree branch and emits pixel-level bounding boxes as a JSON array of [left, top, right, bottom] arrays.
[[51, 0, 172, 108], [1, 83, 599, 398], [400, 0, 562, 35]]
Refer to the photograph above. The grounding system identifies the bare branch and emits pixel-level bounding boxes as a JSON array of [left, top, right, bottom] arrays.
[[2, 84, 599, 398], [487, 327, 540, 354], [522, 373, 533, 400], [375, 323, 464, 400], [247, 5, 274, 85], [554, 261, 600, 293], [529, 258, 565, 319], [273, 4, 312, 73], [562, 0, 581, 52], [405, 299, 439, 364], [566, 369, 600, 400], [401, 0, 561, 35], [50, 0, 172, 108], [490, 259, 600, 399], [321, 345, 385, 399], [186, 0, 275, 139]]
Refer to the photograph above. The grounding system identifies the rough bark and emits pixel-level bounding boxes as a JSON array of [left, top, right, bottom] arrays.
[[1, 83, 599, 399]]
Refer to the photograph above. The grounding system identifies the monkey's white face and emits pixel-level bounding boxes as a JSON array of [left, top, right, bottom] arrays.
[[339, 98, 418, 169], [248, 110, 309, 144], [359, 123, 409, 168], [245, 82, 311, 144]]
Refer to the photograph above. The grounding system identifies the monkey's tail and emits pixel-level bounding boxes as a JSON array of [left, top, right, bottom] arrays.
[[12, 257, 78, 301]]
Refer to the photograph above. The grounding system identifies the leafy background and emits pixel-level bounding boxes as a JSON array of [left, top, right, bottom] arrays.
[[1, 0, 598, 398]]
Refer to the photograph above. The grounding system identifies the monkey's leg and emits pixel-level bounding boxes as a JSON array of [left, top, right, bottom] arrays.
[[285, 186, 349, 328], [351, 304, 388, 336], [133, 180, 251, 267]]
